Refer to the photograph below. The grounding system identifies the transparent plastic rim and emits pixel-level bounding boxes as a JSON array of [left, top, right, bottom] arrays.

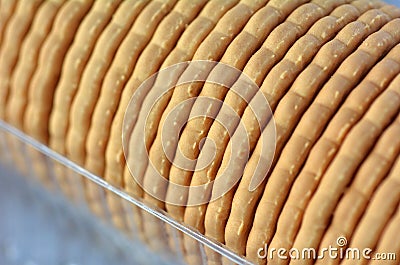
[[0, 119, 251, 265]]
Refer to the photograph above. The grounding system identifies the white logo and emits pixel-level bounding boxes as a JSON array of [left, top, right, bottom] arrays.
[[336, 236, 348, 247]]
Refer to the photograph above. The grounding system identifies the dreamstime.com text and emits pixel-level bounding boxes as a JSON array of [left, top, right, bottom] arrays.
[[257, 237, 397, 261]]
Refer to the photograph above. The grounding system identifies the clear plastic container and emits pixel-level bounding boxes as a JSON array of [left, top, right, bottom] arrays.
[[0, 120, 250, 265]]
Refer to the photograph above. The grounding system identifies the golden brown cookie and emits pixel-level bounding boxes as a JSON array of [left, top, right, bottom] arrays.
[[142, 0, 274, 212], [368, 205, 400, 265], [66, 0, 154, 166], [0, 0, 43, 120], [6, 0, 65, 129], [49, 0, 124, 155], [108, 0, 209, 240], [290, 59, 400, 265], [47, 0, 125, 211], [1, 0, 65, 181], [73, 0, 174, 234], [0, 0, 17, 50], [203, 3, 375, 262], [315, 114, 400, 265], [124, 0, 239, 200], [122, 0, 239, 254], [339, 122, 400, 265], [166, 0, 316, 222], [24, 0, 94, 143], [247, 14, 400, 265], [137, 0, 272, 257], [183, 0, 344, 238], [104, 0, 180, 195], [112, 0, 262, 212]]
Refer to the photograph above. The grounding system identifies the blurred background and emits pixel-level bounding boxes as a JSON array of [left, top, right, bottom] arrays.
[[0, 164, 173, 265]]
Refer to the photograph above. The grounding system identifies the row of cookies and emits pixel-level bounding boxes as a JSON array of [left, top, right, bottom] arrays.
[[0, 0, 399, 264]]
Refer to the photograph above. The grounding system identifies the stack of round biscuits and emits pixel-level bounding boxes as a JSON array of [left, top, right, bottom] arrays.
[[0, 0, 399, 264]]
